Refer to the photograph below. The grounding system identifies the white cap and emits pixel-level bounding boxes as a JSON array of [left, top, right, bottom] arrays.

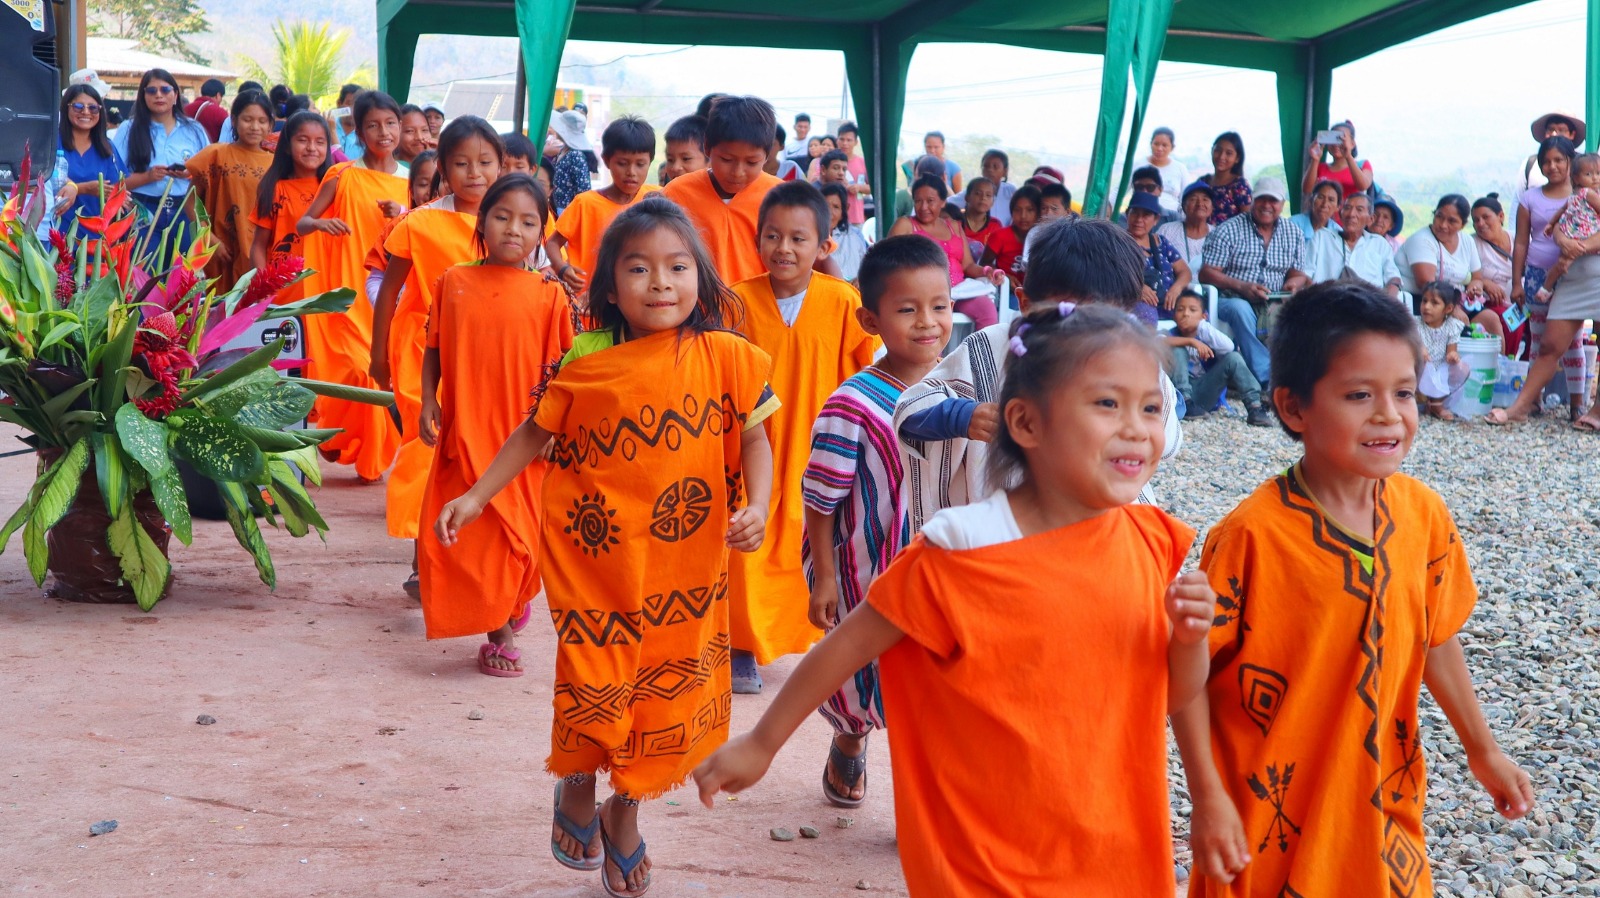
[[67, 68, 114, 103], [1252, 176, 1289, 203]]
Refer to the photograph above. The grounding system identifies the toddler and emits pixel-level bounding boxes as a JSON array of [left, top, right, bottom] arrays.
[[1417, 280, 1466, 420]]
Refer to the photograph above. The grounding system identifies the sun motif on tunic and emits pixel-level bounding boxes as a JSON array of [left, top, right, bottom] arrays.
[[566, 492, 621, 556]]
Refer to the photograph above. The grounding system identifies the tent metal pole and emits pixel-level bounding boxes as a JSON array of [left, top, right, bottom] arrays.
[[872, 24, 885, 240], [513, 52, 527, 135], [1302, 43, 1317, 153]]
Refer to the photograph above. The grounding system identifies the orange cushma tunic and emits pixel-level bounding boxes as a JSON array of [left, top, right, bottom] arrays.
[[417, 263, 574, 639], [869, 504, 1193, 897], [298, 162, 407, 481], [186, 142, 272, 286], [382, 196, 479, 538], [553, 184, 660, 283], [247, 176, 319, 305], [728, 273, 876, 664], [661, 169, 781, 287]]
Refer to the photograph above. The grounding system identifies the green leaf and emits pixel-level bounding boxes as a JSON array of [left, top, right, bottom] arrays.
[[257, 287, 356, 320], [107, 503, 171, 612], [74, 271, 119, 341], [276, 444, 323, 487], [91, 433, 128, 519], [33, 438, 89, 531], [171, 414, 266, 481], [22, 516, 46, 586], [199, 368, 278, 419], [21, 242, 53, 310], [39, 378, 96, 420], [285, 376, 394, 407], [0, 496, 35, 554], [236, 424, 317, 453], [234, 381, 316, 429], [114, 405, 174, 477], [148, 466, 192, 545], [180, 338, 284, 404], [268, 460, 327, 536], [95, 314, 138, 416], [37, 321, 80, 353], [219, 481, 275, 590], [265, 482, 308, 537]]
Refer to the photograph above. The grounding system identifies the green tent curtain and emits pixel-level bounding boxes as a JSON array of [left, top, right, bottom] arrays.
[[1105, 0, 1175, 217], [513, 0, 575, 145]]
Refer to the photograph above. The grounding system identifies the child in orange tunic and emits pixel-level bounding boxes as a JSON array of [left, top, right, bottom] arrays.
[[697, 303, 1217, 897], [372, 118, 503, 584], [436, 197, 777, 897], [249, 111, 332, 306], [1174, 282, 1534, 897], [728, 180, 876, 692], [660, 115, 709, 184], [416, 175, 574, 674], [187, 92, 273, 286], [548, 115, 659, 296], [296, 90, 409, 483]]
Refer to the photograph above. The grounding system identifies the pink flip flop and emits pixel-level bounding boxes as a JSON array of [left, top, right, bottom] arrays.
[[478, 642, 524, 678], [510, 602, 534, 633]]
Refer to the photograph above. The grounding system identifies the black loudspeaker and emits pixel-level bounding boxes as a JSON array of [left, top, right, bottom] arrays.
[[0, 1, 59, 188]]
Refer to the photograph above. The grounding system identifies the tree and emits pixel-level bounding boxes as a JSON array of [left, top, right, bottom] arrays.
[[90, 0, 212, 65], [239, 22, 375, 109]]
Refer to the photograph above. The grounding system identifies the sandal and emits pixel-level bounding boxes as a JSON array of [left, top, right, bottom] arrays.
[[1575, 415, 1600, 433], [510, 602, 534, 633], [477, 641, 524, 678], [403, 573, 421, 600], [598, 806, 651, 897], [730, 650, 762, 695], [551, 780, 603, 871], [822, 737, 868, 808]]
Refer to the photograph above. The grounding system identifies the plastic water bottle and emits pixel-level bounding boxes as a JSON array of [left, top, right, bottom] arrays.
[[34, 148, 68, 241]]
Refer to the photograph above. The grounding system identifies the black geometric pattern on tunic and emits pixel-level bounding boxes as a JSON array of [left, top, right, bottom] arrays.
[[1239, 664, 1288, 736], [1382, 815, 1425, 897], [549, 392, 748, 470]]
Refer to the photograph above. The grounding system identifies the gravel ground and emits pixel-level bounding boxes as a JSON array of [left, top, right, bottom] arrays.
[[1160, 409, 1600, 897]]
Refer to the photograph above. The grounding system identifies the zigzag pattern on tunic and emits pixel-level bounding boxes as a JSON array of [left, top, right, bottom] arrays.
[[549, 393, 749, 469]]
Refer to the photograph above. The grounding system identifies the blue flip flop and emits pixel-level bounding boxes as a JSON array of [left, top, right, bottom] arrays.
[[599, 807, 652, 897], [551, 781, 602, 871], [822, 737, 868, 808]]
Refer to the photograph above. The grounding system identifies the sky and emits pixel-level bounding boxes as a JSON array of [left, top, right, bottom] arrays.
[[415, 0, 1589, 184]]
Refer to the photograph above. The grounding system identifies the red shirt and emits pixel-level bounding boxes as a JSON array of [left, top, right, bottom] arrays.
[[962, 215, 1005, 262], [185, 97, 229, 143], [985, 226, 1028, 286]]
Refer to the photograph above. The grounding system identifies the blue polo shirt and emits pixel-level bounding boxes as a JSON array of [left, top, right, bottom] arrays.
[[57, 134, 129, 224], [110, 117, 210, 199]]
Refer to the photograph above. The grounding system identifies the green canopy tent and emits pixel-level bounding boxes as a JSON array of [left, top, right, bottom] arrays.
[[378, 0, 1596, 231]]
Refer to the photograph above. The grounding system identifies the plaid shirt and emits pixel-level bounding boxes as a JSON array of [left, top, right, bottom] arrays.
[[1202, 213, 1307, 294]]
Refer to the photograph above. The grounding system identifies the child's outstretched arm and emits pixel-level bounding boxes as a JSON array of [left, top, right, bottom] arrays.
[[1424, 636, 1534, 818], [695, 604, 904, 804], [1172, 695, 1250, 883], [726, 424, 773, 552], [1166, 571, 1215, 711], [434, 415, 554, 546]]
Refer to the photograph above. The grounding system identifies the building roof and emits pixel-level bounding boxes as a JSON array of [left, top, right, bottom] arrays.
[[87, 38, 238, 82]]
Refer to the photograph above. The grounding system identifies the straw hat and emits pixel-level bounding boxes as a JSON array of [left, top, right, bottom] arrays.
[[549, 109, 592, 153], [1530, 110, 1586, 145]]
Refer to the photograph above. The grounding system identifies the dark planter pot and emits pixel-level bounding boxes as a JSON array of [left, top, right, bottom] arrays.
[[37, 450, 172, 604]]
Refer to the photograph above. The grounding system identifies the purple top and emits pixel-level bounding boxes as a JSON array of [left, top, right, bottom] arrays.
[[1520, 187, 1569, 270]]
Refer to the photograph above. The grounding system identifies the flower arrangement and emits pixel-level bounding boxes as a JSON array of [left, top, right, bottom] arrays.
[[0, 161, 392, 609]]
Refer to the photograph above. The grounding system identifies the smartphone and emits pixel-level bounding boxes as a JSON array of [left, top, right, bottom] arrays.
[[167, 163, 186, 173], [1316, 130, 1343, 145]]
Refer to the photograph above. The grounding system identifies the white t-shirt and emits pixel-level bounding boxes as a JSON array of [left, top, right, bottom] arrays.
[[1155, 220, 1207, 270], [920, 490, 1023, 550], [1150, 159, 1188, 212], [1394, 228, 1481, 294], [775, 288, 806, 327]]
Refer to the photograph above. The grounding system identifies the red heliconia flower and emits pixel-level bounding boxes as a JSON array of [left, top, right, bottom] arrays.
[[133, 314, 198, 419], [240, 255, 305, 308], [49, 230, 74, 304]]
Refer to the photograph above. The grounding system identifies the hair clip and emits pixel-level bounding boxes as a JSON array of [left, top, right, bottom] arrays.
[[1058, 301, 1077, 318], [1008, 335, 1028, 357]]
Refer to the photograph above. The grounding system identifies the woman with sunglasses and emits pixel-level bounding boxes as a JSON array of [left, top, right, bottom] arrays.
[[109, 68, 209, 264], [57, 84, 126, 229]]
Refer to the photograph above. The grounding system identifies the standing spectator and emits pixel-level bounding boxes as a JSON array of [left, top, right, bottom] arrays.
[[923, 131, 962, 194], [785, 113, 810, 157], [767, 124, 802, 181], [332, 83, 365, 159], [1198, 132, 1251, 224], [1470, 193, 1524, 355], [1122, 191, 1191, 325], [1310, 192, 1401, 298], [267, 85, 292, 129], [547, 109, 593, 217], [184, 78, 230, 142], [186, 91, 275, 285], [1395, 195, 1485, 297], [1156, 182, 1213, 272], [835, 121, 870, 226], [1146, 127, 1187, 214], [981, 150, 1015, 226], [1301, 120, 1372, 203], [1519, 111, 1585, 193], [56, 84, 128, 227], [111, 68, 209, 266], [1198, 176, 1308, 384]]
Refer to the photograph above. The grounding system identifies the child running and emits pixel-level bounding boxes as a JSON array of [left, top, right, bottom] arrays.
[[662, 96, 783, 286], [249, 111, 333, 306], [801, 235, 951, 807], [186, 90, 273, 285], [297, 89, 409, 484], [697, 302, 1217, 896], [896, 218, 1182, 530], [1417, 280, 1466, 420], [1174, 281, 1533, 896], [374, 117, 503, 594], [1536, 151, 1600, 300], [728, 181, 877, 692], [435, 196, 777, 897], [417, 174, 574, 675], [548, 115, 660, 295]]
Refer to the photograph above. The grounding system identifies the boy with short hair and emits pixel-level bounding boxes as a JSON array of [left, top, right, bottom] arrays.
[[1175, 281, 1533, 896], [664, 95, 788, 286], [728, 180, 877, 692], [820, 182, 868, 283], [661, 114, 709, 184], [1166, 290, 1271, 426], [801, 235, 951, 807], [1038, 182, 1074, 221], [500, 132, 538, 174], [547, 115, 659, 293], [817, 150, 851, 188]]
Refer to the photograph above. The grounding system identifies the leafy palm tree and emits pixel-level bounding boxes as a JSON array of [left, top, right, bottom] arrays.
[[239, 22, 375, 108]]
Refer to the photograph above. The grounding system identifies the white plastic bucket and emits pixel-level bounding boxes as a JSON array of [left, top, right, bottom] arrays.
[[1449, 335, 1501, 417]]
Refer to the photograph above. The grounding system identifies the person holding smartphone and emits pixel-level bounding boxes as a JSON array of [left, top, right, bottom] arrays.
[[111, 68, 209, 266], [1301, 120, 1373, 205]]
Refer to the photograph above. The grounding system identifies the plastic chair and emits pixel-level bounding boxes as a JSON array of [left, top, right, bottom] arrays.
[[946, 312, 976, 356]]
